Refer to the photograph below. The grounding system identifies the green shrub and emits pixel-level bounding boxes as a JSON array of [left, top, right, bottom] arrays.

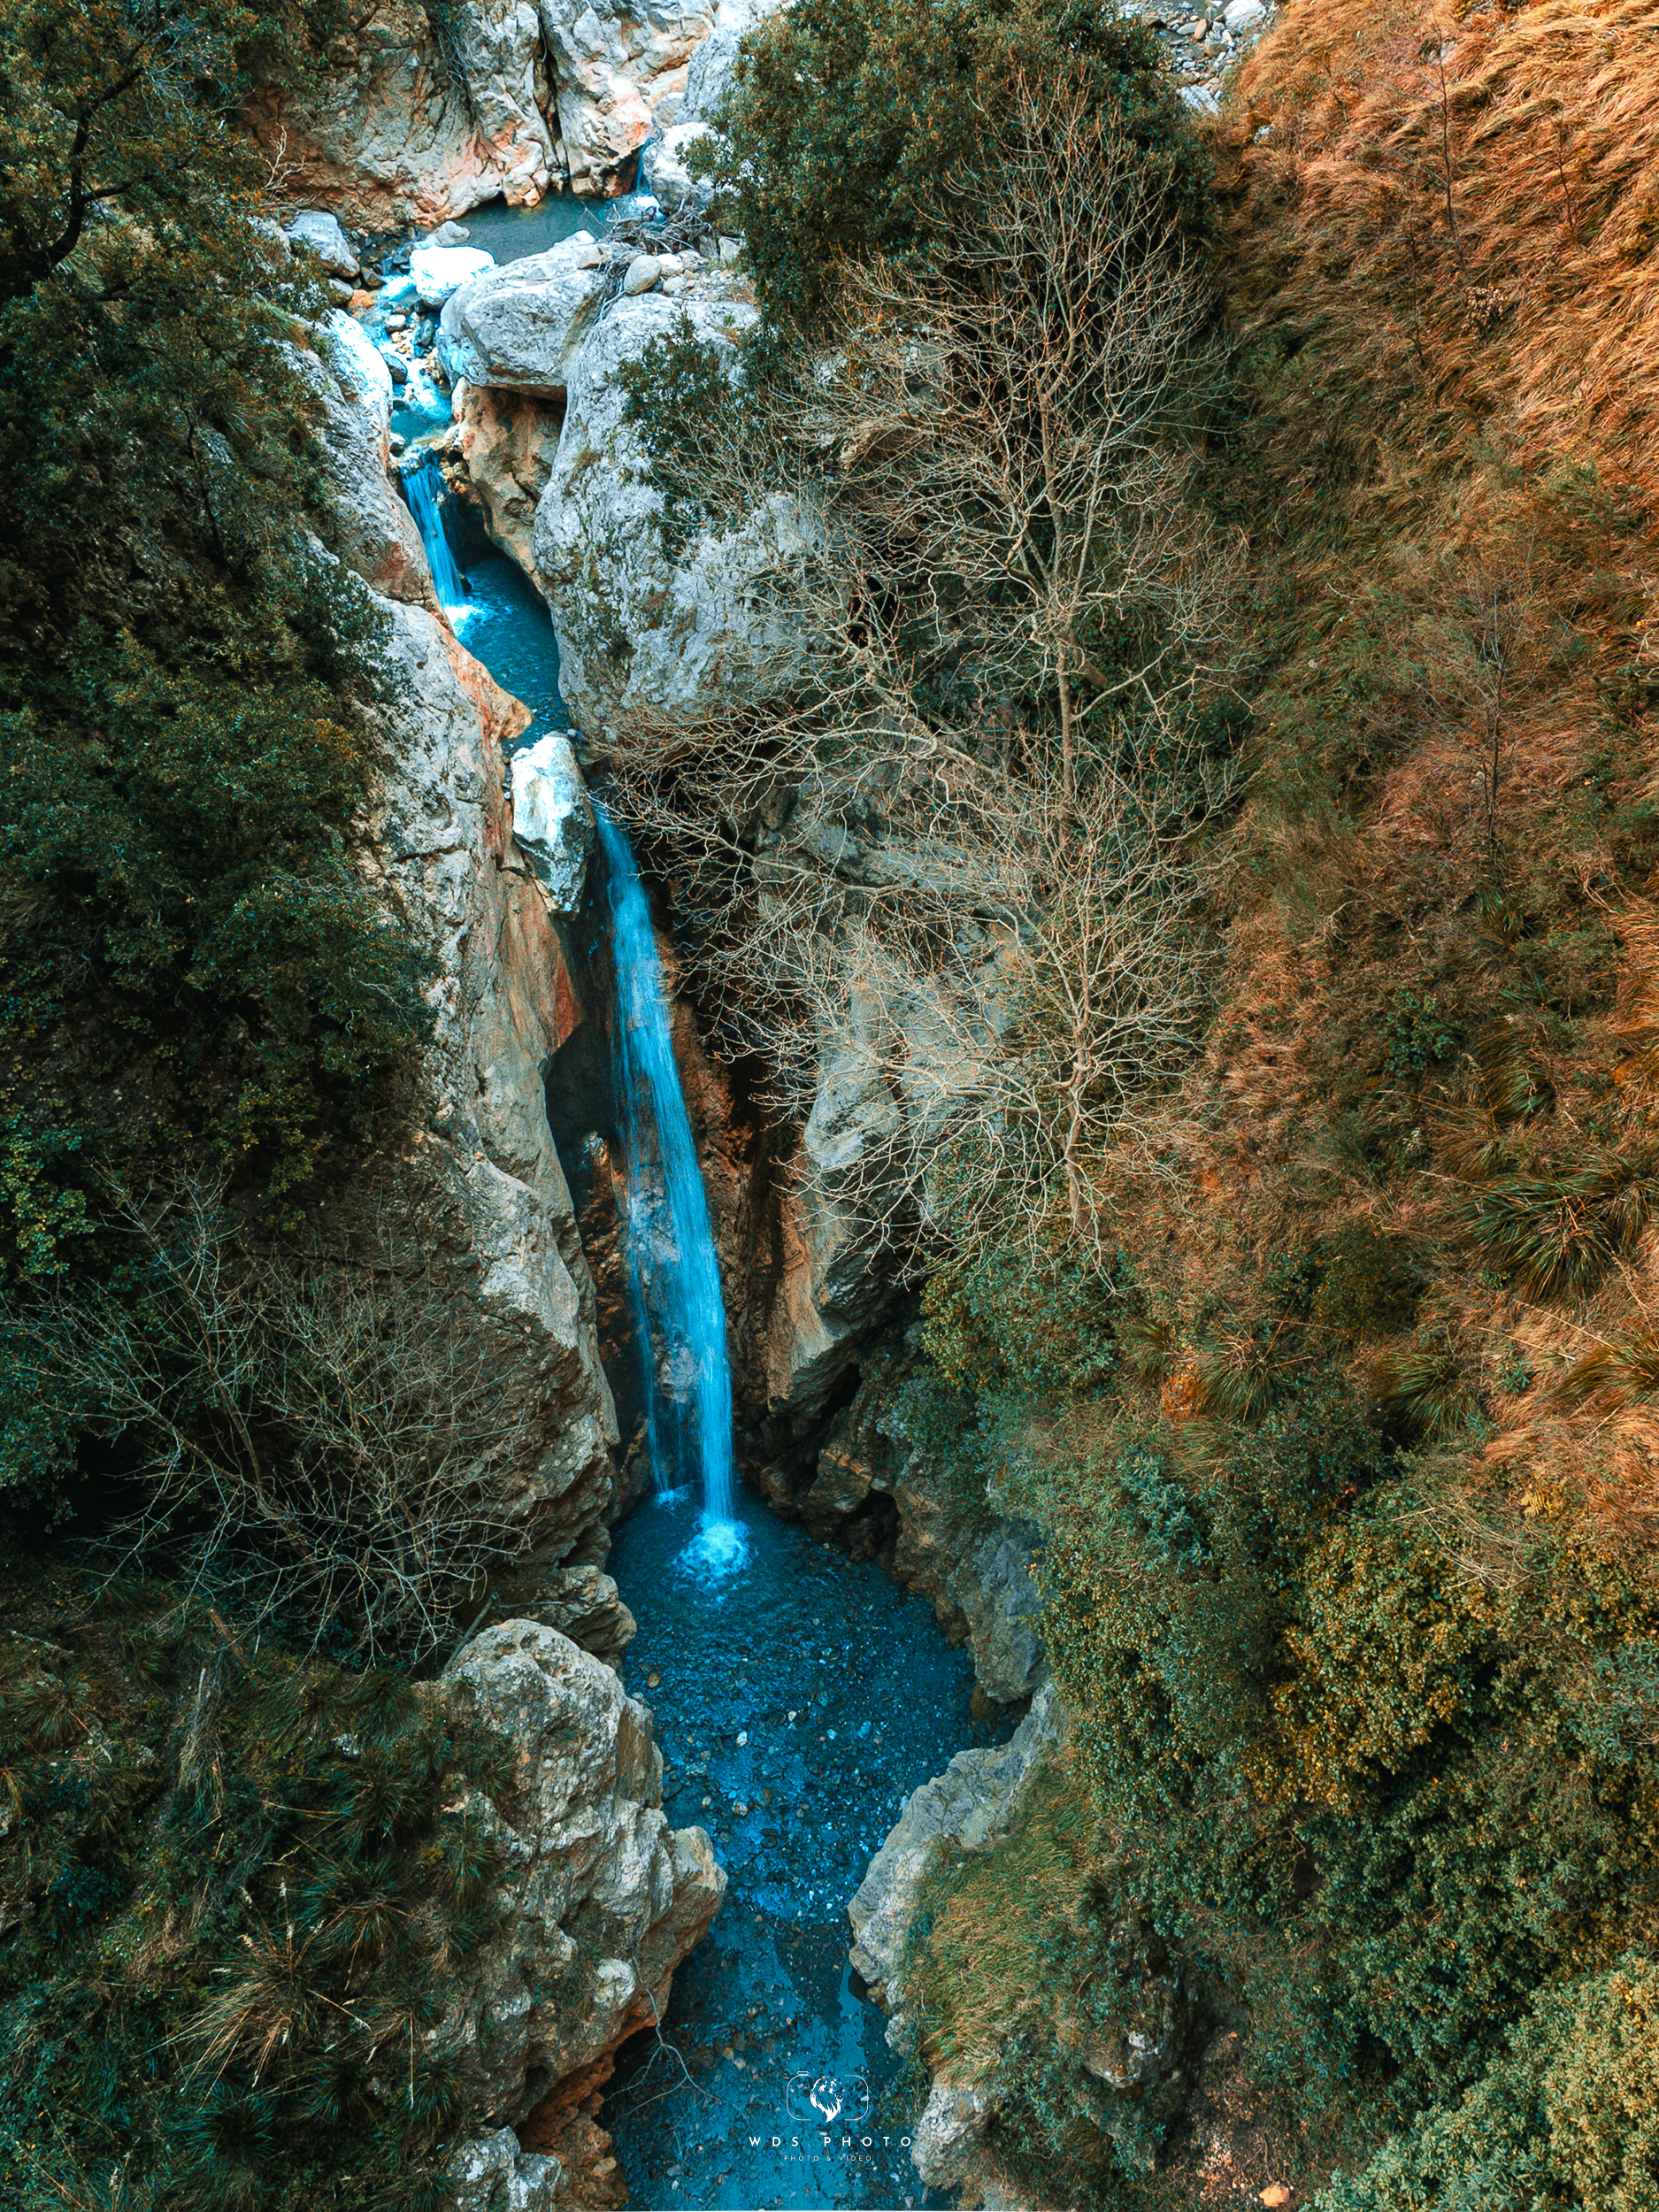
[[1380, 988, 1456, 1079], [705, 0, 1207, 329], [1317, 1955, 1659, 2211]]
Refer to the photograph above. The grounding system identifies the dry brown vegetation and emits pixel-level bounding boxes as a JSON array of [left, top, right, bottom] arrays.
[[1116, 0, 1659, 1574]]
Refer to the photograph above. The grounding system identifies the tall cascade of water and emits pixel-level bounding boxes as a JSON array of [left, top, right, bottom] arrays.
[[596, 804, 747, 1577], [403, 455, 470, 618]]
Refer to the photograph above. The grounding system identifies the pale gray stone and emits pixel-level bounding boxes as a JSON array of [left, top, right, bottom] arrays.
[[511, 731, 595, 910], [439, 237, 608, 393], [286, 207, 358, 275]]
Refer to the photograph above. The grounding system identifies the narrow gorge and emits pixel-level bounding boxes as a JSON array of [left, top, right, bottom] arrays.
[[6, 3, 1659, 2209]]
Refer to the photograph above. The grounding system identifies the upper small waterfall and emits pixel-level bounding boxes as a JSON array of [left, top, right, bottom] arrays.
[[596, 803, 746, 1578], [403, 454, 470, 618]]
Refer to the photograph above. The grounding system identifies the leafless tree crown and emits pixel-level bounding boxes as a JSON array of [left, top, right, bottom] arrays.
[[606, 80, 1242, 1257], [11, 1179, 538, 1661]]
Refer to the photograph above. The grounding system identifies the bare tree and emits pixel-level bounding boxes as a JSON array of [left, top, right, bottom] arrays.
[[9, 1179, 538, 1660], [606, 78, 1240, 1257]]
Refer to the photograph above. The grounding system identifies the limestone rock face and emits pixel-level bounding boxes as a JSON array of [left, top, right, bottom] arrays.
[[511, 730, 595, 910], [532, 292, 813, 748], [249, 0, 741, 227], [454, 381, 564, 586], [248, 0, 557, 229], [664, 0, 781, 126], [848, 1684, 1064, 2001], [358, 601, 619, 1568], [437, 1622, 726, 2125], [440, 237, 609, 395], [445, 2128, 564, 2212], [536, 0, 717, 197], [298, 313, 436, 611]]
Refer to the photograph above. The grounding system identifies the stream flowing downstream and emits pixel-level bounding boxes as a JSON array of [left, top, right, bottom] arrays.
[[396, 238, 1010, 2205]]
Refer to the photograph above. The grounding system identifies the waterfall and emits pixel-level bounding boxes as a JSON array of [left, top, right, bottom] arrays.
[[596, 804, 747, 1578], [403, 455, 471, 619]]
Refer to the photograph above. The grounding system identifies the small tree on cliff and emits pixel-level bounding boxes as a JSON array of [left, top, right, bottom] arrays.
[[609, 79, 1240, 1258]]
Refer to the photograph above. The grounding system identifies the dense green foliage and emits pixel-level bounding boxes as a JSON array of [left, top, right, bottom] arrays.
[[0, 1, 432, 1508], [904, 1251, 1659, 2200], [0, 1565, 511, 2210], [696, 0, 1207, 329]]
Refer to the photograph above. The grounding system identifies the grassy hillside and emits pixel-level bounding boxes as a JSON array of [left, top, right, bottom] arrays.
[[895, 0, 1659, 2199]]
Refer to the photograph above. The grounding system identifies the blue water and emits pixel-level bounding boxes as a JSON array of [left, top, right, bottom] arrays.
[[596, 805, 746, 1578], [603, 1480, 983, 2211], [404, 455, 467, 612]]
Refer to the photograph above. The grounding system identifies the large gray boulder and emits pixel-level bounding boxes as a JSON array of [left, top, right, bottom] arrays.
[[436, 1622, 726, 2125], [439, 235, 608, 395], [511, 731, 595, 910], [534, 291, 812, 749], [285, 207, 358, 275]]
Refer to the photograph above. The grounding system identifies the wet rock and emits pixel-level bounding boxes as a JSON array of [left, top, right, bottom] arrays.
[[412, 242, 496, 309], [511, 730, 596, 910], [438, 234, 608, 394], [848, 1682, 1064, 1999]]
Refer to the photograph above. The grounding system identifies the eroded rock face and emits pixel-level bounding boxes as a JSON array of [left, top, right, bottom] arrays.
[[849, 1684, 1064, 2003], [437, 1622, 725, 2196], [454, 381, 564, 587], [250, 1, 554, 228], [357, 600, 619, 1568], [533, 291, 813, 746], [299, 313, 437, 610], [249, 0, 735, 226]]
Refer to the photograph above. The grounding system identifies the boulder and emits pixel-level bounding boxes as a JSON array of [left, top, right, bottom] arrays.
[[534, 292, 814, 749], [511, 731, 595, 910], [439, 236, 609, 395], [412, 242, 497, 309], [497, 1563, 638, 1667], [620, 253, 662, 296], [286, 207, 357, 275], [436, 1622, 726, 2128]]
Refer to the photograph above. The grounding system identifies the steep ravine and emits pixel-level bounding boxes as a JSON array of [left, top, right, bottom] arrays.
[[306, 174, 1056, 2205], [404, 443, 1026, 2210]]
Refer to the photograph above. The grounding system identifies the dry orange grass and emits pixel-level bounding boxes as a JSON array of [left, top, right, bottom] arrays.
[[1110, 0, 1659, 1572], [1229, 0, 1659, 505]]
